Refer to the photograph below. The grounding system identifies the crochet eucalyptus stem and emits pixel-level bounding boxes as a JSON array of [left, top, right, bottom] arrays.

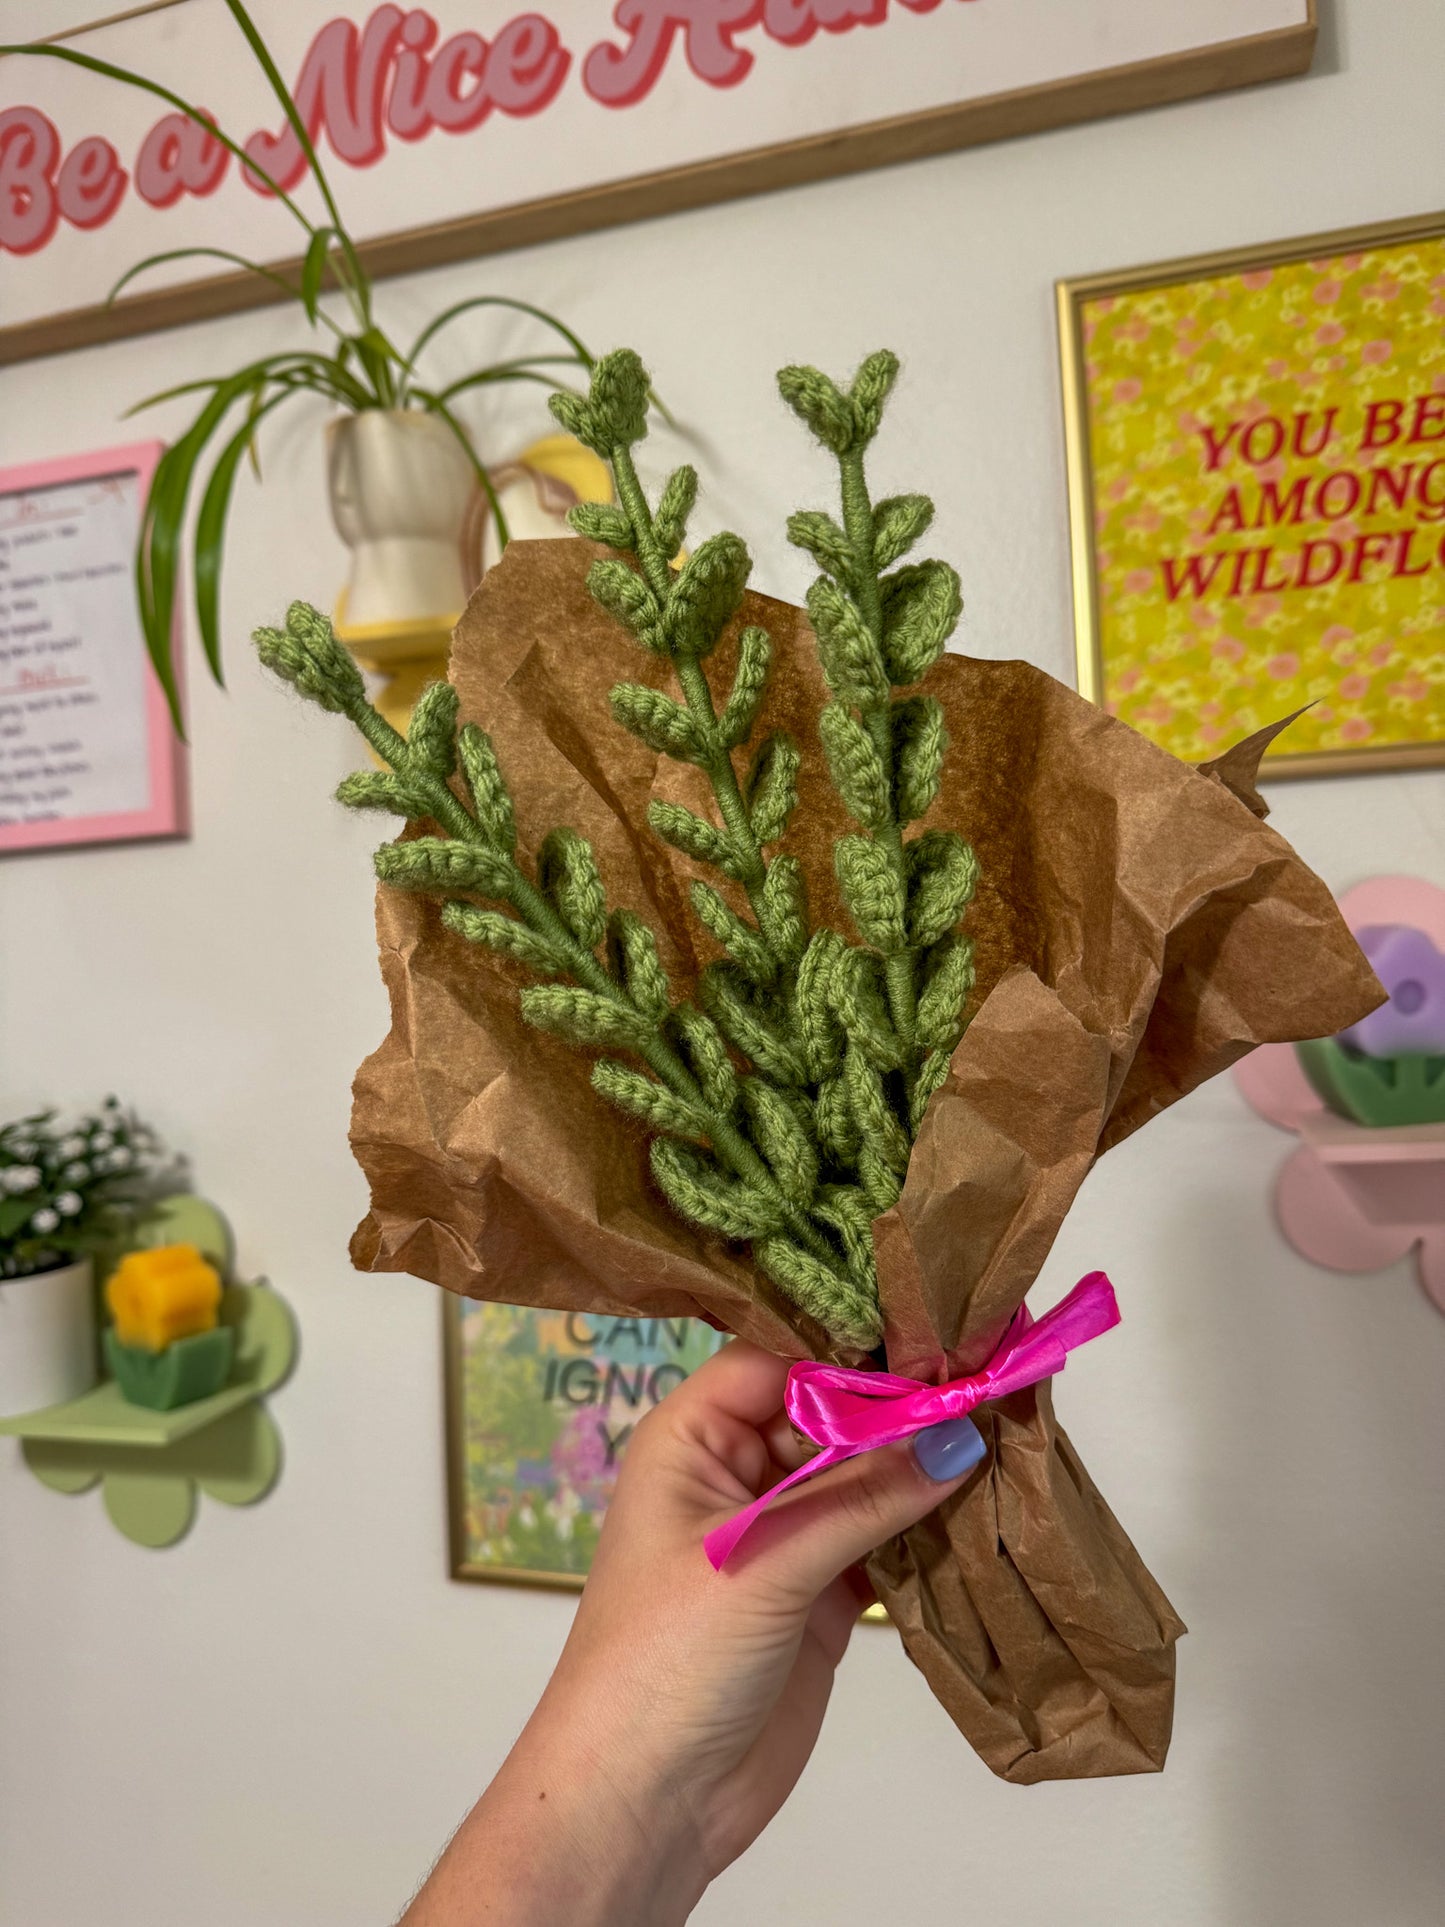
[[612, 443, 770, 903], [259, 608, 842, 1279]]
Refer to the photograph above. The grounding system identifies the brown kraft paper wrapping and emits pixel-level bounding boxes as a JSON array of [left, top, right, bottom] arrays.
[[349, 539, 1382, 1781]]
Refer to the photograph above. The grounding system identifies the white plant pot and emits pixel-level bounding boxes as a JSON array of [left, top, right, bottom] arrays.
[[0, 1258, 96, 1417], [326, 409, 475, 635]]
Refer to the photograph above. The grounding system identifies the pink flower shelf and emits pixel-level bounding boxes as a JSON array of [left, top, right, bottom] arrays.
[[1233, 876, 1445, 1318]]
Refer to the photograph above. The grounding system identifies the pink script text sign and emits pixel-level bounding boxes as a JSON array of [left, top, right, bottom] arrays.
[[0, 441, 187, 854]]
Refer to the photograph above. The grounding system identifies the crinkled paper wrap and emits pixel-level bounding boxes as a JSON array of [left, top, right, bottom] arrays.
[[350, 539, 1381, 1781]]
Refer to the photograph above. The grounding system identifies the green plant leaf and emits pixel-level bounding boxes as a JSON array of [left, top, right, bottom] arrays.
[[653, 466, 697, 560], [915, 934, 975, 1054], [569, 502, 634, 548], [405, 680, 460, 779], [588, 560, 664, 652], [457, 725, 517, 852], [787, 509, 853, 585], [334, 769, 429, 817], [699, 964, 808, 1086], [806, 577, 888, 709], [742, 1081, 818, 1205], [849, 350, 899, 445], [664, 532, 751, 658], [667, 1004, 739, 1116], [756, 854, 808, 965], [796, 930, 846, 1081], [407, 295, 595, 376], [300, 226, 335, 323], [193, 387, 293, 683]]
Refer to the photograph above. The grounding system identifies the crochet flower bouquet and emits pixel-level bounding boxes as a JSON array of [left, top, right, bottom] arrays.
[[258, 350, 1378, 1781]]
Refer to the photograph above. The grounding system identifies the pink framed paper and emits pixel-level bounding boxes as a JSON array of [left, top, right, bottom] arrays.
[[0, 440, 187, 854]]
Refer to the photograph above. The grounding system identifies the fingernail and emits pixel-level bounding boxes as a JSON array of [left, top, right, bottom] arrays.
[[914, 1416, 986, 1483]]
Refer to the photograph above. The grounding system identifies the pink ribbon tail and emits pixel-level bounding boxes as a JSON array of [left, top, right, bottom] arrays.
[[703, 1271, 1119, 1571]]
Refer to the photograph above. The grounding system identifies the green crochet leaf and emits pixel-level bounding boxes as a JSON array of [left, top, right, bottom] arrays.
[[650, 1139, 788, 1239], [668, 1003, 740, 1115], [567, 500, 634, 548], [745, 732, 801, 846], [820, 703, 890, 830], [754, 1234, 881, 1349], [592, 1060, 709, 1137], [796, 930, 847, 1080], [892, 696, 947, 824], [538, 828, 607, 949], [691, 881, 777, 985], [849, 350, 899, 446], [700, 963, 810, 1086], [743, 1081, 819, 1206], [664, 532, 751, 658], [880, 560, 962, 685], [905, 830, 979, 947], [653, 465, 698, 560], [871, 493, 933, 570], [756, 855, 808, 965], [610, 682, 707, 762], [406, 679, 459, 779], [776, 363, 857, 456], [457, 725, 517, 852], [373, 836, 514, 899], [806, 577, 889, 709], [787, 509, 854, 586], [835, 833, 906, 951], [916, 933, 975, 1053], [606, 910, 671, 1020], [587, 558, 665, 652], [647, 800, 746, 879], [442, 903, 568, 973], [335, 769, 428, 819], [519, 985, 653, 1052], [717, 626, 772, 749]]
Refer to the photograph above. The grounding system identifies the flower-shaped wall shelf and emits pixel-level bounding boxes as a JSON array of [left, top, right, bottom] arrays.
[[0, 1196, 296, 1545], [1234, 876, 1445, 1317]]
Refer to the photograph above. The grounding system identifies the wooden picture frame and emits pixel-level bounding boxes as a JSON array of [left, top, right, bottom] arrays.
[[1, 1, 1316, 367], [1058, 208, 1445, 780]]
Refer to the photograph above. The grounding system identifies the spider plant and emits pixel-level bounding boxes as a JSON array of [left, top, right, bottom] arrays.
[[4, 0, 597, 733]]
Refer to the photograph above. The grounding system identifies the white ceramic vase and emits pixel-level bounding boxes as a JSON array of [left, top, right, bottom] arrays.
[[0, 1257, 96, 1416], [326, 408, 476, 636]]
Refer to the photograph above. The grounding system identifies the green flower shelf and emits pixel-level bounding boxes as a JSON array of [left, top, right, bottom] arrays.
[[1295, 1038, 1445, 1128], [0, 1198, 296, 1548]]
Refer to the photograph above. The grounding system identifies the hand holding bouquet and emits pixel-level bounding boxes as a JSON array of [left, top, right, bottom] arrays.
[[257, 349, 1378, 1779]]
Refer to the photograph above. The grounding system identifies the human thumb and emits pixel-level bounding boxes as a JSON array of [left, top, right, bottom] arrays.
[[737, 1417, 987, 1606]]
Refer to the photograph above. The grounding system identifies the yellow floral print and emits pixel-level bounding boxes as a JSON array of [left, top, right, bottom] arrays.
[[1084, 237, 1445, 761]]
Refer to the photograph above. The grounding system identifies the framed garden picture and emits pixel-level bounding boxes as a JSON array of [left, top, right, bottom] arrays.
[[1058, 209, 1445, 779], [443, 1296, 726, 1587]]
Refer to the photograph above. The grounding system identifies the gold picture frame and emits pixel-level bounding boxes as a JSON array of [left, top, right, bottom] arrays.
[[1058, 207, 1445, 779]]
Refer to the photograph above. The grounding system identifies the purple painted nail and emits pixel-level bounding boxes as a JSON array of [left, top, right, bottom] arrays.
[[914, 1416, 986, 1482]]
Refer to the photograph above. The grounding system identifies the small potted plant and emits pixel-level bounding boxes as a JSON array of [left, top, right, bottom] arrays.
[[4, 1, 609, 733], [0, 1100, 166, 1416]]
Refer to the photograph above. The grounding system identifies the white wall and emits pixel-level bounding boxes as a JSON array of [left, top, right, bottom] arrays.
[[3, 4, 1444, 1923]]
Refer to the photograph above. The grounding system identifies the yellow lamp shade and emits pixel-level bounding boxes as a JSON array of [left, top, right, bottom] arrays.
[[106, 1243, 222, 1354]]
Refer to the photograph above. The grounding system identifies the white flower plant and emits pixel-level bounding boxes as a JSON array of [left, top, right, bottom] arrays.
[[0, 1101, 168, 1279]]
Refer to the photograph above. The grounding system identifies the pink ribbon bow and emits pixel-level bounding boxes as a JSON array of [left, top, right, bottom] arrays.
[[704, 1271, 1120, 1570]]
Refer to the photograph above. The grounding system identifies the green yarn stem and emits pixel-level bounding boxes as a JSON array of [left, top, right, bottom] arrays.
[[612, 447, 770, 894], [839, 448, 918, 1050], [339, 673, 840, 1275]]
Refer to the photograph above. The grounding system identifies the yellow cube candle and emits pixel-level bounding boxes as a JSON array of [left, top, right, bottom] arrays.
[[106, 1243, 222, 1353]]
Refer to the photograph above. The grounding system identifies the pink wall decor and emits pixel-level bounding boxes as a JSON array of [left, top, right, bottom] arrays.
[[1233, 875, 1445, 1316], [0, 441, 187, 855]]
